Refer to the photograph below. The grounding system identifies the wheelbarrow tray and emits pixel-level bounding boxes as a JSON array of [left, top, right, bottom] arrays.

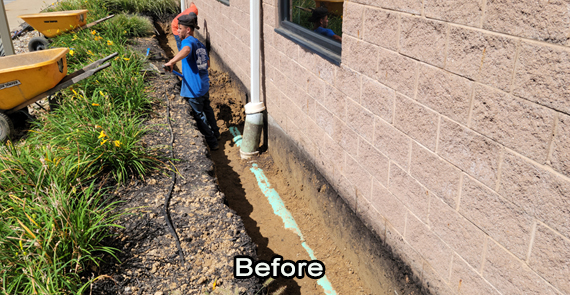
[[1, 52, 118, 114], [19, 10, 88, 38], [0, 48, 69, 110]]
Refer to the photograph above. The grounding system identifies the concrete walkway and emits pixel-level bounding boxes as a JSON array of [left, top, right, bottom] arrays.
[[5, 0, 50, 30]]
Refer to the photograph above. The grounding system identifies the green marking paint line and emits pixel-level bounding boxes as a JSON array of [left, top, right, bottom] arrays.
[[250, 163, 337, 295], [229, 126, 242, 146]]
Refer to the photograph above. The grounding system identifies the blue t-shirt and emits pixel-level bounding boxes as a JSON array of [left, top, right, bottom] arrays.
[[180, 36, 210, 98], [314, 27, 336, 38]]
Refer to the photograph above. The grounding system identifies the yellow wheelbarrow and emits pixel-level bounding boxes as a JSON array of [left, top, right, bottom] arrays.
[[18, 10, 115, 51], [0, 48, 118, 141]]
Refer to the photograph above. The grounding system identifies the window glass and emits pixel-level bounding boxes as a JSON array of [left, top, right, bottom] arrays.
[[289, 0, 343, 40]]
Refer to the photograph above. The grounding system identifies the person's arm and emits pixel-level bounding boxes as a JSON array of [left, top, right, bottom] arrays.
[[332, 34, 342, 43], [164, 45, 191, 71]]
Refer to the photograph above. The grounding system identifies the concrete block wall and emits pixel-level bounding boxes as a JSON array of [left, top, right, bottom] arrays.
[[191, 0, 570, 293]]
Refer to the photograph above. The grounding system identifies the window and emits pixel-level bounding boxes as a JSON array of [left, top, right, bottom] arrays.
[[275, 0, 343, 64]]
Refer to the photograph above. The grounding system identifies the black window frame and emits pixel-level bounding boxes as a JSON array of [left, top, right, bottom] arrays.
[[275, 0, 342, 65], [217, 0, 229, 6]]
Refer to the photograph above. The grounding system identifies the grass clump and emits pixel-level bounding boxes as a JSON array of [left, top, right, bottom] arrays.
[[0, 0, 167, 293], [100, 0, 179, 19]]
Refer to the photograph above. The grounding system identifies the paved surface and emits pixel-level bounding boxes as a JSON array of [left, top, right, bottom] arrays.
[[4, 0, 49, 30]]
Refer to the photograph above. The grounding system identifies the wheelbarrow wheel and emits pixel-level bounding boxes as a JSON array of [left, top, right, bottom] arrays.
[[28, 37, 49, 52], [0, 113, 14, 142]]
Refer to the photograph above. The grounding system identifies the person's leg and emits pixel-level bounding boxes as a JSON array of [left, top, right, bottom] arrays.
[[202, 92, 220, 138], [174, 35, 181, 51], [186, 96, 218, 148]]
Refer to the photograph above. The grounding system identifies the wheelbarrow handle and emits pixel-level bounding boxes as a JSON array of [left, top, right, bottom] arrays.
[[59, 52, 118, 84]]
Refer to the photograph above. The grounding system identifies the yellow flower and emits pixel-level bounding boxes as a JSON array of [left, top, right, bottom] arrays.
[[123, 30, 127, 34], [57, 29, 60, 33], [92, 103, 100, 106], [114, 140, 122, 147], [99, 91, 105, 96], [87, 50, 93, 55], [98, 130, 106, 139], [100, 139, 108, 145], [123, 57, 130, 61], [114, 56, 119, 61], [69, 50, 74, 56], [95, 125, 102, 129], [107, 40, 114, 46], [72, 89, 78, 96], [91, 30, 97, 35], [94, 36, 102, 41]]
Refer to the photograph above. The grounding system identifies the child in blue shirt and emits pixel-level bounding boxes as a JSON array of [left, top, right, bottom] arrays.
[[164, 13, 220, 150]]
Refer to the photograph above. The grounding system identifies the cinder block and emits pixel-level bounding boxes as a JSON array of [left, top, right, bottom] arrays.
[[344, 39, 379, 78], [485, 238, 560, 295], [264, 45, 280, 71], [394, 93, 439, 151], [406, 213, 453, 279], [422, 261, 455, 295], [460, 176, 533, 259], [499, 151, 570, 240], [306, 73, 325, 103], [315, 56, 335, 84], [378, 0, 422, 15], [347, 98, 374, 141], [376, 47, 419, 100], [411, 142, 461, 208], [374, 118, 411, 171], [424, 0, 483, 26], [262, 3, 276, 27], [304, 115, 322, 145], [357, 139, 389, 186], [335, 172, 357, 211], [333, 119, 359, 157], [385, 223, 425, 279], [416, 63, 472, 125], [529, 224, 570, 294], [430, 196, 486, 270], [370, 180, 407, 235], [362, 7, 399, 51], [361, 76, 394, 122], [342, 2, 364, 39], [400, 16, 447, 68], [389, 163, 431, 223], [324, 87, 347, 122], [344, 153, 373, 199], [550, 113, 570, 178], [263, 24, 275, 46], [450, 255, 500, 295], [513, 42, 570, 114], [334, 65, 361, 101], [483, 0, 570, 46], [470, 84, 555, 163], [298, 47, 317, 74], [319, 133, 343, 181], [315, 101, 335, 136], [274, 33, 298, 58], [288, 64, 310, 94], [356, 193, 386, 241], [446, 26, 517, 92], [301, 92, 316, 120], [438, 118, 502, 188]]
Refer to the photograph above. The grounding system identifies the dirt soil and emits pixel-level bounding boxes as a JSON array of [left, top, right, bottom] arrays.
[[87, 36, 261, 295]]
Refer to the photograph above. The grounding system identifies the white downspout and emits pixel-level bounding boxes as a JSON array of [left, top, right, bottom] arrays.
[[240, 0, 265, 158], [180, 0, 185, 12]]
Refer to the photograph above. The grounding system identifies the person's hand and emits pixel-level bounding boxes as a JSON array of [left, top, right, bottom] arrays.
[[163, 62, 173, 72]]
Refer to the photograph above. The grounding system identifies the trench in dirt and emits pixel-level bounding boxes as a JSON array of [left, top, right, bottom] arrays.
[[155, 21, 422, 295]]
